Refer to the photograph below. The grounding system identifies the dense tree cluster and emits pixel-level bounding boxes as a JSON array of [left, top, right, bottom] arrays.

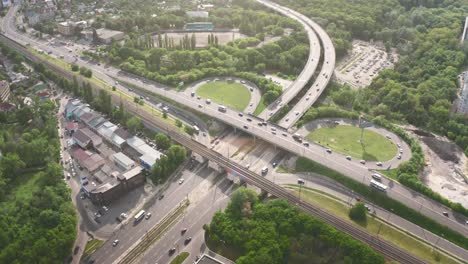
[[0, 100, 76, 263], [207, 188, 384, 264], [149, 144, 187, 184], [276, 0, 468, 153], [96, 0, 301, 35]]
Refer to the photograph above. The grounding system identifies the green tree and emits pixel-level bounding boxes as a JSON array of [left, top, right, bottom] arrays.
[[349, 202, 367, 224], [154, 133, 171, 150], [126, 116, 144, 133]]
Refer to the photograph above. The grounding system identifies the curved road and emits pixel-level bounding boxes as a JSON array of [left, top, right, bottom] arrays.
[[2, 2, 468, 248], [277, 4, 336, 128], [256, 0, 322, 121]]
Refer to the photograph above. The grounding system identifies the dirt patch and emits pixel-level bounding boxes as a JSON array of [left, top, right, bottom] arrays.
[[420, 136, 460, 163], [405, 127, 468, 207]]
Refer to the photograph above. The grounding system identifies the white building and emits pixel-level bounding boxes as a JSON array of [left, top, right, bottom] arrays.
[[113, 152, 135, 171]]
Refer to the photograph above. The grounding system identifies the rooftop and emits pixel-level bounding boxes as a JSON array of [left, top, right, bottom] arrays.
[[119, 166, 144, 181], [96, 28, 124, 40], [186, 11, 209, 18], [113, 152, 134, 168]]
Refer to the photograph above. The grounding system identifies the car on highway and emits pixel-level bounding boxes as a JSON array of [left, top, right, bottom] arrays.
[[158, 194, 165, 200], [181, 228, 187, 234], [326, 148, 332, 153], [297, 179, 305, 185], [303, 142, 309, 147], [145, 213, 152, 219], [178, 178, 184, 184], [443, 212, 449, 217], [243, 125, 248, 129], [238, 113, 243, 117], [112, 240, 119, 247], [372, 174, 382, 181], [376, 162, 383, 166], [397, 154, 401, 160], [184, 237, 192, 245], [360, 160, 366, 164], [346, 156, 351, 160], [169, 248, 176, 255], [246, 118, 252, 122], [206, 99, 211, 104], [102, 206, 109, 212], [74, 246, 80, 255]]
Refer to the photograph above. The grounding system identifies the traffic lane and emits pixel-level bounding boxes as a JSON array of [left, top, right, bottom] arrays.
[[258, 0, 321, 118], [140, 179, 233, 264], [90, 167, 202, 264]]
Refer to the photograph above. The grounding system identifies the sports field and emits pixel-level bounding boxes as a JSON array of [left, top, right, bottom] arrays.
[[307, 125, 397, 161], [196, 81, 251, 111]]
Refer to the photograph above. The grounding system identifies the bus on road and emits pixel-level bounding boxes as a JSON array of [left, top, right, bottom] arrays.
[[370, 179, 387, 192], [134, 210, 145, 222]]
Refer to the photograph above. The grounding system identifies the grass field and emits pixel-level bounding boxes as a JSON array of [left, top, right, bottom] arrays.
[[253, 96, 267, 116], [196, 81, 251, 111], [307, 125, 397, 161], [287, 186, 459, 264], [170, 252, 190, 264], [83, 239, 104, 258]]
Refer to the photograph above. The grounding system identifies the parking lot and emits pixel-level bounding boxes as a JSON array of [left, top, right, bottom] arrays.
[[334, 40, 398, 88]]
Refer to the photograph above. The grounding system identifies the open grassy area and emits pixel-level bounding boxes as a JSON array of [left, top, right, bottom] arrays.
[[11, 172, 42, 201], [170, 252, 190, 264], [196, 81, 251, 111], [307, 125, 398, 161], [83, 239, 104, 258], [253, 95, 267, 116], [286, 185, 459, 264]]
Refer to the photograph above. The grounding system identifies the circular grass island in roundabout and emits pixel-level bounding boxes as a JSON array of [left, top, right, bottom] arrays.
[[196, 81, 251, 111], [306, 125, 398, 161]]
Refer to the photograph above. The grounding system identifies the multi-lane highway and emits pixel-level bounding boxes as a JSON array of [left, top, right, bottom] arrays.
[[256, 0, 321, 120], [1, 2, 467, 261], [275, 3, 336, 128]]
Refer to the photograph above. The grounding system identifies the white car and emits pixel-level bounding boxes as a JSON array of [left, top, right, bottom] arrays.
[[376, 162, 383, 166], [178, 178, 184, 184], [113, 240, 119, 246]]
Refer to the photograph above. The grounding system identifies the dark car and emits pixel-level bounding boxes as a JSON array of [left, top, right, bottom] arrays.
[[184, 237, 192, 245], [159, 194, 165, 200], [94, 217, 101, 224], [169, 248, 176, 255], [74, 246, 80, 255]]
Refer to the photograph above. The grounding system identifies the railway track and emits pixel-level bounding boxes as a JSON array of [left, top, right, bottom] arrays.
[[0, 33, 426, 264]]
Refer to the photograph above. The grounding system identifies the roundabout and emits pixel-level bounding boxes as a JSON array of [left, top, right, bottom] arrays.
[[188, 78, 261, 112], [307, 124, 398, 161]]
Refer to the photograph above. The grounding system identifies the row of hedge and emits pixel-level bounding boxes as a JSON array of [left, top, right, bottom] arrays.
[[295, 157, 468, 250], [120, 62, 283, 105], [372, 117, 468, 217]]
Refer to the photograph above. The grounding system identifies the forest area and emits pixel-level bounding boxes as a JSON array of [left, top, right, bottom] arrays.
[[274, 0, 468, 153], [0, 97, 76, 263], [206, 188, 384, 264], [85, 0, 309, 105]]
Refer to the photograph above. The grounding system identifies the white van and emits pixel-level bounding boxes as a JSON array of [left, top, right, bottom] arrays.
[[371, 173, 382, 181]]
